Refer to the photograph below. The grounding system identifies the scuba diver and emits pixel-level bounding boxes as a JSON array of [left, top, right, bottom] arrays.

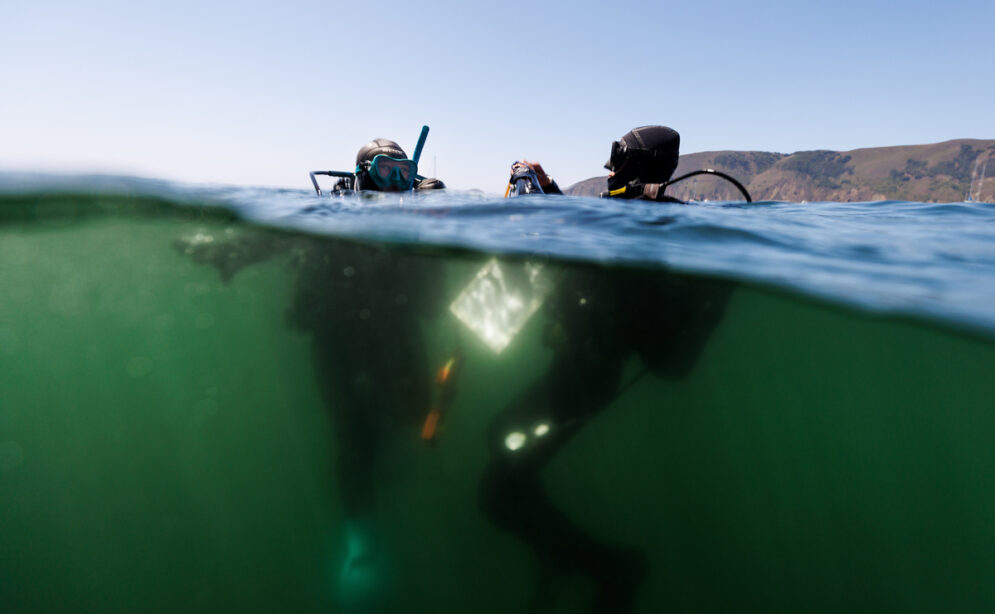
[[513, 125, 750, 203], [478, 126, 743, 613], [601, 124, 685, 201], [303, 135, 448, 611], [506, 160, 563, 196], [310, 126, 444, 196], [179, 130, 445, 611], [352, 138, 446, 191]]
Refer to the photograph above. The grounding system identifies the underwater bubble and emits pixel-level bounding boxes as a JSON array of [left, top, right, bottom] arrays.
[[504, 432, 527, 451], [186, 231, 215, 246]]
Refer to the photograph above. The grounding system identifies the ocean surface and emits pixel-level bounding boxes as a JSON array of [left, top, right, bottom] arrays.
[[1, 173, 993, 613]]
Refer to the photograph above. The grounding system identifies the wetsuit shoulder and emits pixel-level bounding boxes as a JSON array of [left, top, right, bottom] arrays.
[[543, 179, 563, 195], [637, 183, 684, 203], [415, 177, 446, 190]]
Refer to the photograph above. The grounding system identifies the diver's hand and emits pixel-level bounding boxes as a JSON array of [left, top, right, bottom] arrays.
[[522, 160, 552, 188]]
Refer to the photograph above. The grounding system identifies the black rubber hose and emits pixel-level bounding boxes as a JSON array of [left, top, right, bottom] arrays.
[[665, 169, 752, 203]]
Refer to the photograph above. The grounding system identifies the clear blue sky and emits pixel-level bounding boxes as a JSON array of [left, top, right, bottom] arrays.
[[2, 0, 991, 192]]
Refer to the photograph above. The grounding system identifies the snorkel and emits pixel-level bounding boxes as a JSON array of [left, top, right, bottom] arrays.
[[359, 126, 430, 191], [412, 125, 429, 169]]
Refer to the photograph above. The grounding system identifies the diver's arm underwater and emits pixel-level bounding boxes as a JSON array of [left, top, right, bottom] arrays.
[[173, 229, 297, 284]]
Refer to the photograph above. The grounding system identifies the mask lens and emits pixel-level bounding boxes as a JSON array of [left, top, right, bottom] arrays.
[[374, 156, 393, 178], [369, 155, 417, 190], [395, 161, 413, 181], [373, 156, 415, 179], [605, 141, 624, 171]]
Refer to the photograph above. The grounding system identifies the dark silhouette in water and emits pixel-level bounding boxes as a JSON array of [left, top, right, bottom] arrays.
[[286, 239, 443, 523], [482, 126, 733, 612], [179, 231, 445, 604], [478, 266, 731, 612], [178, 136, 447, 610], [179, 127, 737, 611]]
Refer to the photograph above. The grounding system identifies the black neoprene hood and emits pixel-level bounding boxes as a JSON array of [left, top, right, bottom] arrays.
[[607, 125, 681, 191], [621, 125, 680, 156], [355, 138, 407, 166]]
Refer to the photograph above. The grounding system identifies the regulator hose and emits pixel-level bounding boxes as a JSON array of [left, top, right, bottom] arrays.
[[664, 168, 752, 202]]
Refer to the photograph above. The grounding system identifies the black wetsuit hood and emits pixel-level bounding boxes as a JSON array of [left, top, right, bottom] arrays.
[[606, 125, 680, 192]]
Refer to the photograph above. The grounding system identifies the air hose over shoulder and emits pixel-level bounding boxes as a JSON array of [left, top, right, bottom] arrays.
[[604, 168, 752, 203], [666, 169, 752, 202]]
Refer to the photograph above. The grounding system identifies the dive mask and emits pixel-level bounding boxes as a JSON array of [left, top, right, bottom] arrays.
[[604, 140, 672, 171], [359, 154, 418, 191]]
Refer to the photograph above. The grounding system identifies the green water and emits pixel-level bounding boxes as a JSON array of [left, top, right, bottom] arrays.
[[1, 198, 994, 613]]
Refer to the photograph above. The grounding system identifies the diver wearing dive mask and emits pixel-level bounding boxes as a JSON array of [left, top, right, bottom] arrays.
[[358, 154, 418, 191], [309, 126, 445, 196], [602, 125, 751, 202], [353, 138, 445, 192], [604, 125, 681, 196]]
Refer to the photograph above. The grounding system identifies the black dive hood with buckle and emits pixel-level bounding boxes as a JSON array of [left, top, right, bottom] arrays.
[[601, 125, 752, 202], [605, 126, 681, 192]]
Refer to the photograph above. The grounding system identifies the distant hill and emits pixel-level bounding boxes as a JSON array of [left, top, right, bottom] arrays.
[[565, 139, 995, 202]]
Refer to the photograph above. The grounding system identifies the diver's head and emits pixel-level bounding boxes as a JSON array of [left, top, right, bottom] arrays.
[[354, 138, 418, 192], [605, 126, 680, 191]]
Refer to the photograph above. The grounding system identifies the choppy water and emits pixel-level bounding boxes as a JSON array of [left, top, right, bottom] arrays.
[[1, 173, 993, 613]]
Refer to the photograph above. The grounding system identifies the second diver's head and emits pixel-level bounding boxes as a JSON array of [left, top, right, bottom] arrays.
[[354, 138, 418, 192], [605, 125, 680, 192]]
